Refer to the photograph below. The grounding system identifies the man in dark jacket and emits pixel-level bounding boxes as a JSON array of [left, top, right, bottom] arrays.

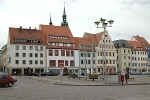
[[125, 72, 129, 84]]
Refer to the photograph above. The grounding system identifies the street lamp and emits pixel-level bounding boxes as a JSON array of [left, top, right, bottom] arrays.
[[94, 18, 114, 84], [36, 48, 44, 76]]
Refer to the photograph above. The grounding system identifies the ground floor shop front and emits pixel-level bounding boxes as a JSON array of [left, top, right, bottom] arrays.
[[6, 67, 46, 75]]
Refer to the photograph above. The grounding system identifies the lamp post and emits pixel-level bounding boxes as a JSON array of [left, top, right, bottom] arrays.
[[84, 43, 87, 80], [36, 48, 44, 76], [73, 46, 75, 74], [94, 18, 114, 84], [78, 44, 81, 80]]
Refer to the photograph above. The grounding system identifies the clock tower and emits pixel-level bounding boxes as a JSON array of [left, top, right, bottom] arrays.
[[61, 3, 68, 26]]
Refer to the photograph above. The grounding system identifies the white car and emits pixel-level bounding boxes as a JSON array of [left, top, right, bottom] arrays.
[[96, 72, 101, 75], [12, 76, 17, 82]]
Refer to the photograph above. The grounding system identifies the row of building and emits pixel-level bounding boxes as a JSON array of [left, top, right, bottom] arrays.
[[0, 5, 150, 75]]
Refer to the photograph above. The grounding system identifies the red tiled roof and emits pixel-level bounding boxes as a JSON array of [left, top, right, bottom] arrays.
[[40, 24, 73, 37], [9, 27, 46, 44], [132, 35, 150, 50], [126, 40, 144, 51], [83, 32, 104, 46], [74, 37, 96, 51]]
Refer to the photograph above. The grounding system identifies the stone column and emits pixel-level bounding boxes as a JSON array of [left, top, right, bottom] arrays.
[[22, 68, 24, 75]]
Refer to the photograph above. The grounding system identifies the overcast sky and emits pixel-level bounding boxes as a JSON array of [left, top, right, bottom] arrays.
[[0, 0, 150, 48]]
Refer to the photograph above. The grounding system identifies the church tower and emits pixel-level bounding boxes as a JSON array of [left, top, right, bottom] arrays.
[[61, 2, 68, 26]]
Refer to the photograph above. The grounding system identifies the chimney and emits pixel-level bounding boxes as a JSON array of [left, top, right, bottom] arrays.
[[29, 26, 31, 34], [19, 26, 22, 33]]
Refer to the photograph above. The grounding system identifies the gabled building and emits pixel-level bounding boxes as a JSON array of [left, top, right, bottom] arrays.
[[131, 35, 150, 72], [84, 31, 117, 74], [113, 39, 132, 73], [126, 40, 147, 73], [74, 37, 96, 74]]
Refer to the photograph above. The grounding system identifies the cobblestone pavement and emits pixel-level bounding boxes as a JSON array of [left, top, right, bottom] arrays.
[[31, 75, 150, 86], [0, 76, 150, 100]]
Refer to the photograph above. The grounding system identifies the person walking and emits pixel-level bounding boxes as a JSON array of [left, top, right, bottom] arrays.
[[121, 73, 124, 86], [125, 72, 129, 84]]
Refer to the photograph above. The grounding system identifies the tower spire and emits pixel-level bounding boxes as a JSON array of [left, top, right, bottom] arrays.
[[63, 1, 66, 16], [61, 1, 68, 26], [49, 13, 53, 25]]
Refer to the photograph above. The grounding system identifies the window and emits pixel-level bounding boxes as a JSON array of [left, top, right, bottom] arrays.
[[35, 46, 38, 50], [93, 60, 95, 64], [58, 60, 64, 66], [61, 50, 65, 56], [128, 56, 130, 59], [22, 46, 26, 50], [124, 49, 125, 53], [40, 46, 43, 51], [88, 60, 90, 64], [66, 50, 70, 56], [15, 60, 19, 64], [55, 50, 59, 56], [70, 60, 74, 66], [29, 46, 33, 50], [22, 53, 26, 57], [71, 51, 74, 56], [110, 60, 112, 64], [87, 53, 90, 57], [65, 60, 68, 66], [49, 60, 56, 66], [22, 60, 26, 64], [29, 60, 32, 64], [35, 60, 38, 64], [93, 53, 95, 57], [40, 60, 43, 64], [63, 43, 67, 46], [56, 43, 59, 46], [16, 45, 19, 50], [106, 60, 108, 64], [49, 50, 53, 56], [29, 53, 33, 57], [40, 53, 43, 57], [81, 53, 83, 57], [35, 53, 38, 57], [16, 53, 19, 57], [109, 52, 111, 56], [81, 60, 84, 64], [128, 50, 130, 53], [106, 52, 108, 56], [113, 60, 115, 64], [113, 52, 115, 56]]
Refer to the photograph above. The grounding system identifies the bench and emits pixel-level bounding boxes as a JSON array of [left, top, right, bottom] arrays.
[[128, 78, 135, 81]]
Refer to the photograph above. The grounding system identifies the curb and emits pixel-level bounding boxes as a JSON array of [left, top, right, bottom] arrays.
[[55, 82, 150, 86]]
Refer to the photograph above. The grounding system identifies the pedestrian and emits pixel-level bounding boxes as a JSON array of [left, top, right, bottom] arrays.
[[121, 73, 124, 86], [125, 72, 129, 84]]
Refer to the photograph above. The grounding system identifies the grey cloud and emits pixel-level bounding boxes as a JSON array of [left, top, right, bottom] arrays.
[[121, 0, 150, 5]]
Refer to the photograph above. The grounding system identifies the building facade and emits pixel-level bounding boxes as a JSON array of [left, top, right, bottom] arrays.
[[6, 27, 46, 75], [113, 40, 132, 73]]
